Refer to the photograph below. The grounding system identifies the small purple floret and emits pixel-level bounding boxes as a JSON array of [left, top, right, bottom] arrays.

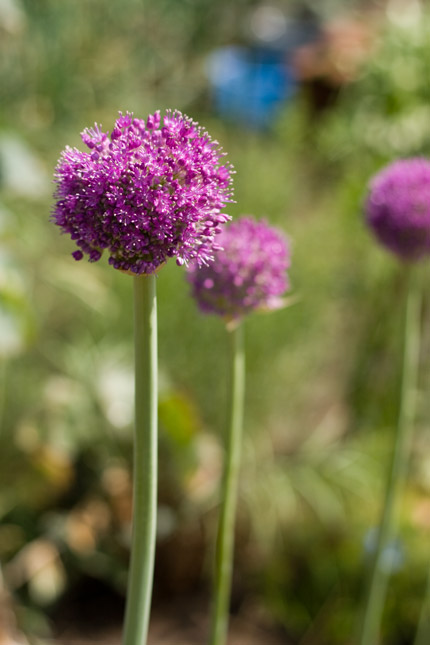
[[52, 110, 234, 274], [365, 158, 430, 261], [187, 216, 290, 320]]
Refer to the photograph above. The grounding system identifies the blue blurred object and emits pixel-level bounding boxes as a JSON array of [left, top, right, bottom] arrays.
[[363, 527, 405, 574], [207, 45, 296, 130]]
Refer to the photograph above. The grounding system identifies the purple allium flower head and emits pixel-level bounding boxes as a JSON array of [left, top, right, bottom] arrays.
[[365, 158, 430, 261], [187, 216, 290, 321], [53, 111, 234, 274]]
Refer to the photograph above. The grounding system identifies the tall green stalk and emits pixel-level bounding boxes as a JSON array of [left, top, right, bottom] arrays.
[[122, 274, 158, 645], [415, 560, 430, 645], [210, 322, 245, 645], [357, 268, 421, 645]]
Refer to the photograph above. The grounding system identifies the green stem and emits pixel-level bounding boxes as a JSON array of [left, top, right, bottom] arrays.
[[357, 267, 421, 645], [122, 274, 158, 645], [0, 358, 6, 435], [415, 561, 430, 645], [209, 323, 245, 645]]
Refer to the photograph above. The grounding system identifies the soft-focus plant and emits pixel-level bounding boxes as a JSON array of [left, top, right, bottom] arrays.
[[187, 216, 291, 645], [357, 158, 429, 645], [52, 109, 233, 645], [316, 4, 430, 163]]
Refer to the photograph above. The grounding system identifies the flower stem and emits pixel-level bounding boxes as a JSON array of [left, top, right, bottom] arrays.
[[415, 560, 430, 645], [122, 274, 158, 645], [210, 323, 245, 645], [357, 267, 421, 645]]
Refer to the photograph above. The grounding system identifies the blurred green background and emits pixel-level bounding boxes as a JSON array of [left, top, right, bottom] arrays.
[[2, 0, 430, 643]]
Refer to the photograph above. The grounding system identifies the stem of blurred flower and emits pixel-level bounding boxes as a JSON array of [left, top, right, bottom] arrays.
[[415, 557, 430, 645], [357, 267, 421, 645], [122, 274, 158, 645], [0, 359, 6, 435], [210, 322, 245, 645]]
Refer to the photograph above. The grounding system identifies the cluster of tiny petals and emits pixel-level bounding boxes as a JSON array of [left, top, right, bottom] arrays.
[[365, 158, 430, 261], [53, 110, 234, 274], [187, 216, 290, 320]]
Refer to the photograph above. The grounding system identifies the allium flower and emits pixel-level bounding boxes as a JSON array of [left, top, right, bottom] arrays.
[[365, 158, 430, 261], [187, 216, 290, 320], [53, 111, 234, 274]]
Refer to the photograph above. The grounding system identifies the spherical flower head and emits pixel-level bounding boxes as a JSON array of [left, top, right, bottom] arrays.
[[365, 158, 430, 261], [52, 110, 234, 274], [187, 216, 290, 321]]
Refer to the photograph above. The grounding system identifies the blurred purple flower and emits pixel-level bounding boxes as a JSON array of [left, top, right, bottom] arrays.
[[365, 158, 430, 261], [187, 216, 290, 321], [53, 111, 234, 274]]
